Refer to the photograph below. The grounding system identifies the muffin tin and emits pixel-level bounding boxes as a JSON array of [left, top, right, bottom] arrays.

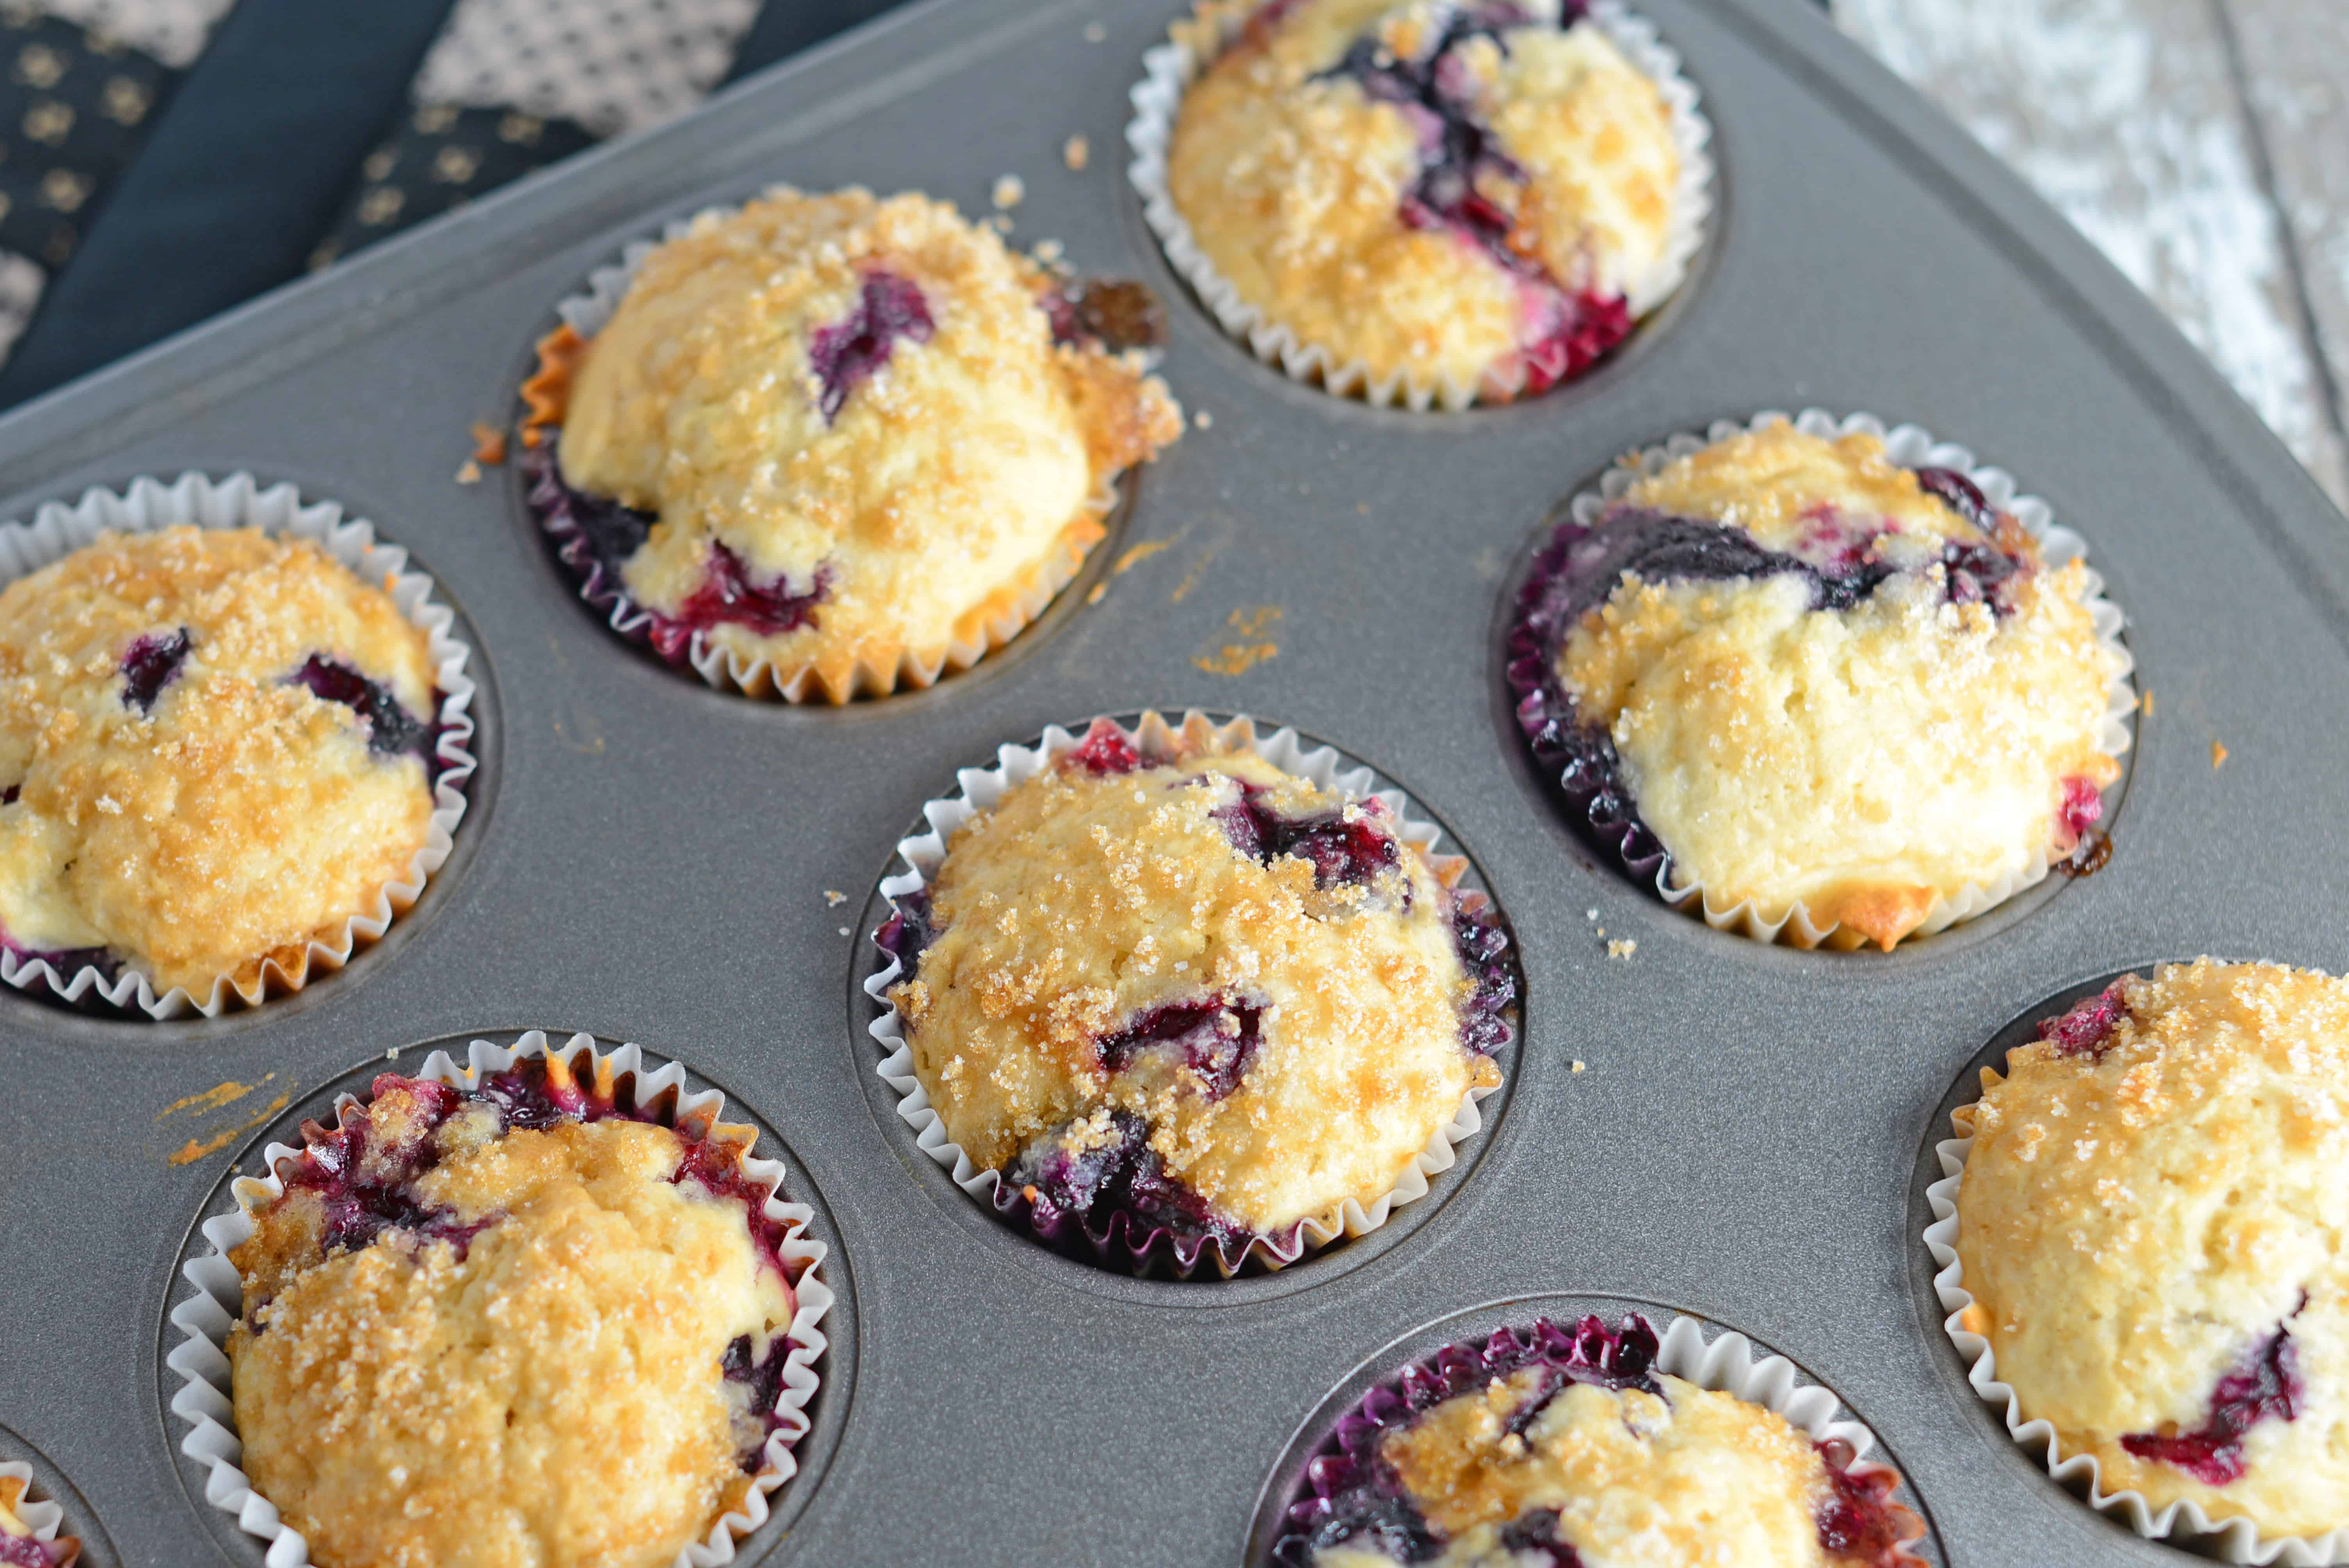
[[1, 0, 2345, 1561]]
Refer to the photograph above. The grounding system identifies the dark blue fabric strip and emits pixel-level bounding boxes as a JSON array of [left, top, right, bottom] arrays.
[[0, 0, 460, 409], [725, 0, 909, 83]]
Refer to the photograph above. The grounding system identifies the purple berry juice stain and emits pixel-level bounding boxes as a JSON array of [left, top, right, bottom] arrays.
[[2122, 1309, 2305, 1484], [2037, 983, 2129, 1059], [809, 270, 934, 422], [671, 543, 829, 640], [120, 627, 190, 711], [1096, 997, 1265, 1101]]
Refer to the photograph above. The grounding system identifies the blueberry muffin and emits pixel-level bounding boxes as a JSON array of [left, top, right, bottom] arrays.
[[1509, 420, 2125, 948], [522, 186, 1183, 699], [1165, 0, 1685, 398], [0, 527, 448, 999], [0, 1475, 75, 1568], [1953, 959, 2349, 1539], [228, 1052, 812, 1568], [879, 717, 1515, 1270], [1281, 1316, 1922, 1566]]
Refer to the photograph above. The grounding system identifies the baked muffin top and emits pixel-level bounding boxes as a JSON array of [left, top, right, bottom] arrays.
[[1166, 0, 1680, 394], [1955, 959, 2349, 1538], [1522, 421, 2121, 947], [0, 527, 442, 995], [537, 187, 1182, 689], [882, 718, 1513, 1257], [1291, 1317, 1918, 1566], [229, 1057, 803, 1568], [0, 1476, 76, 1568]]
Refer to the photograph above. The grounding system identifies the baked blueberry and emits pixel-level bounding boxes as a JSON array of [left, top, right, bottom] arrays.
[[1163, 0, 1690, 401], [1279, 1315, 1922, 1566], [1508, 420, 2126, 948], [522, 187, 1183, 700], [879, 716, 1515, 1273], [0, 527, 451, 1000], [227, 1049, 814, 1568], [1950, 959, 2349, 1539]]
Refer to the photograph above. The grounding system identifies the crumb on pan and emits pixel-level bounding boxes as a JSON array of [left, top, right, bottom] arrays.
[[469, 421, 508, 465], [1064, 134, 1089, 171]]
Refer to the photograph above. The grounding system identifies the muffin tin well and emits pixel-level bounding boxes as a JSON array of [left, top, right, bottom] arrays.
[[0, 0, 2345, 1561], [1245, 1293, 1948, 1564], [157, 1032, 856, 1568], [850, 711, 1527, 1299]]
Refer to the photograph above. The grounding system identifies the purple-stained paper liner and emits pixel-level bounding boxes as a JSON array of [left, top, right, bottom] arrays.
[[1505, 406, 2136, 949], [863, 711, 1518, 1280], [1273, 1311, 1930, 1566], [165, 1031, 833, 1568]]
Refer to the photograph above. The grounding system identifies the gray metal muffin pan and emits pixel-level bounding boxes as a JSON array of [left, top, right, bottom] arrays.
[[0, 0, 2343, 1561]]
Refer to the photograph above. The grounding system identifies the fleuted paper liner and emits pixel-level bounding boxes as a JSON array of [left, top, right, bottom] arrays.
[[862, 710, 1512, 1279], [1511, 406, 2139, 950], [0, 1461, 76, 1565], [1276, 1310, 1930, 1564], [0, 474, 479, 1018], [1925, 1051, 2349, 1566], [1126, 0, 1715, 412], [165, 1030, 834, 1568], [520, 194, 1128, 703]]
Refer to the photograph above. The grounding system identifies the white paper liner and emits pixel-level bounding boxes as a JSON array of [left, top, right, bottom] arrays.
[[1126, 0, 1715, 411], [0, 1462, 75, 1564], [164, 1030, 834, 1568], [526, 194, 1129, 702], [1925, 1069, 2349, 1564], [1546, 406, 2138, 950], [861, 710, 1509, 1278], [0, 474, 479, 1017]]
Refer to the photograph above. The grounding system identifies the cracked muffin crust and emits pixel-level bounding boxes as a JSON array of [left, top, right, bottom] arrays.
[[227, 1054, 808, 1568], [522, 186, 1183, 699], [1953, 959, 2349, 1539], [0, 526, 444, 996], [878, 716, 1514, 1268], [1166, 0, 1682, 397], [1283, 1316, 1920, 1566], [1510, 419, 2124, 948]]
